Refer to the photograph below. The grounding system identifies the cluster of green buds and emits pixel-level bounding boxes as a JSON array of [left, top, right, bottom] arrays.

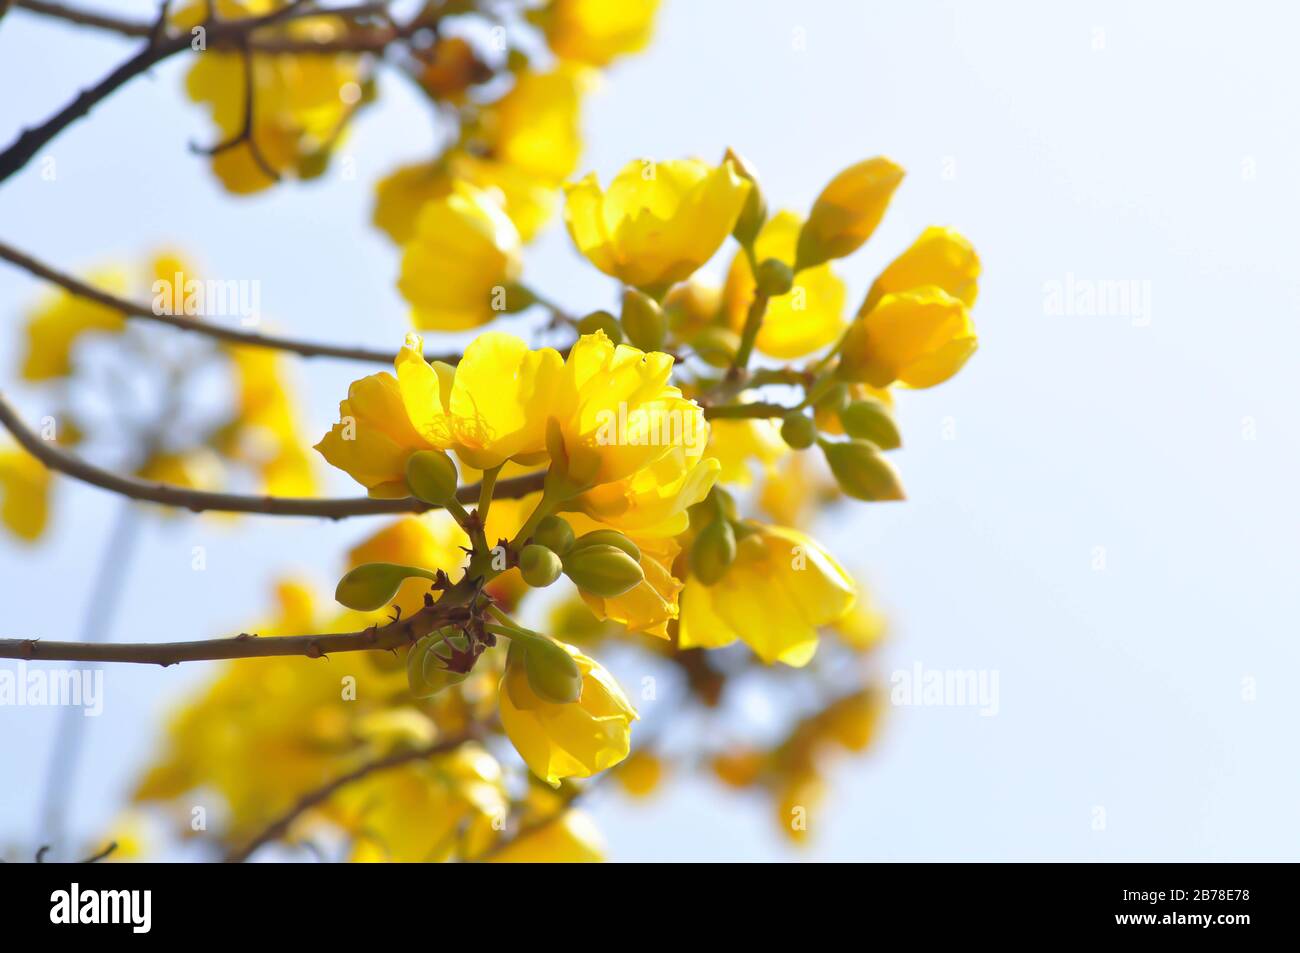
[[516, 514, 644, 598], [775, 377, 906, 502], [407, 625, 483, 698]]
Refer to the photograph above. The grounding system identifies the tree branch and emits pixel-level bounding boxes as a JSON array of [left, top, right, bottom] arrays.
[[0, 391, 548, 518], [224, 729, 485, 863], [0, 239, 410, 364], [0, 601, 465, 666]]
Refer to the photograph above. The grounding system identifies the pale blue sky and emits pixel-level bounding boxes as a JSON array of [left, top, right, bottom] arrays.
[[1, 0, 1298, 860]]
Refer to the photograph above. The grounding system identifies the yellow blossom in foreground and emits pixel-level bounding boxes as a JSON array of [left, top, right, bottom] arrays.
[[564, 158, 751, 289], [399, 183, 524, 330], [678, 525, 856, 666], [487, 809, 605, 862], [20, 268, 127, 381], [724, 210, 847, 358], [538, 0, 659, 66], [0, 446, 50, 542], [861, 226, 981, 315], [499, 640, 637, 786], [838, 286, 977, 389], [373, 154, 556, 246], [796, 157, 905, 270]]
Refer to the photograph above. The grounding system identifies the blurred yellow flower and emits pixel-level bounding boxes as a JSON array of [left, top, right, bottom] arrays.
[[838, 286, 977, 388], [20, 268, 127, 381], [678, 524, 855, 666], [614, 749, 664, 798], [398, 182, 524, 330], [0, 445, 50, 542], [795, 157, 905, 270], [564, 158, 750, 289], [499, 640, 637, 786], [220, 346, 317, 496], [861, 226, 980, 314], [373, 154, 556, 247], [538, 0, 659, 66], [486, 809, 605, 862], [485, 68, 590, 182], [724, 210, 847, 358], [337, 744, 507, 862], [346, 514, 467, 617]]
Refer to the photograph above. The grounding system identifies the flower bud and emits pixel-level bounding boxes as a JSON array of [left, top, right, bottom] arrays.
[[724, 147, 767, 248], [577, 309, 623, 344], [335, 562, 435, 611], [691, 518, 736, 585], [570, 529, 640, 562], [563, 544, 645, 598], [690, 326, 740, 368], [780, 412, 817, 450], [521, 636, 583, 705], [532, 514, 575, 555], [839, 398, 901, 450], [810, 378, 850, 414], [795, 157, 905, 271], [755, 258, 794, 296], [821, 439, 906, 501], [405, 449, 459, 505], [407, 627, 475, 698], [520, 543, 563, 588], [620, 288, 667, 352]]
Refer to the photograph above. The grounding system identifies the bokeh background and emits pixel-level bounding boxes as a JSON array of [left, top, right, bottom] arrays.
[[2, 0, 1298, 860]]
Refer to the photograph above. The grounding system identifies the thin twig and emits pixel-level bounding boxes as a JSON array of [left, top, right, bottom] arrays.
[[224, 731, 482, 862], [0, 600, 466, 666], [189, 36, 280, 184], [0, 239, 446, 365], [0, 391, 548, 518]]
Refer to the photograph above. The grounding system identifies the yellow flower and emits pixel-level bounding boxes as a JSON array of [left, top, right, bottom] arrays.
[[539, 0, 659, 66], [567, 515, 683, 639], [615, 749, 664, 798], [178, 2, 359, 194], [486, 809, 605, 862], [221, 346, 317, 496], [499, 640, 637, 786], [838, 286, 977, 388], [564, 158, 751, 289], [373, 154, 556, 246], [20, 268, 127, 381], [0, 445, 51, 542], [723, 210, 847, 358], [678, 525, 855, 666], [338, 744, 507, 862], [485, 68, 590, 182], [861, 226, 980, 314], [399, 182, 525, 330], [795, 157, 905, 270], [706, 416, 788, 486], [572, 450, 718, 539]]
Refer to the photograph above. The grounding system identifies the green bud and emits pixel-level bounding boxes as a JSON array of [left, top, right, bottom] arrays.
[[407, 628, 473, 698], [780, 412, 817, 450], [691, 327, 740, 368], [522, 637, 583, 705], [571, 529, 640, 562], [577, 309, 623, 344], [724, 147, 767, 248], [405, 449, 459, 505], [335, 562, 435, 612], [532, 514, 575, 555], [519, 543, 563, 588], [840, 398, 901, 450], [821, 439, 906, 501], [296, 149, 331, 181], [620, 288, 667, 352], [691, 518, 736, 585], [755, 258, 794, 296], [810, 379, 850, 413], [563, 544, 645, 598]]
